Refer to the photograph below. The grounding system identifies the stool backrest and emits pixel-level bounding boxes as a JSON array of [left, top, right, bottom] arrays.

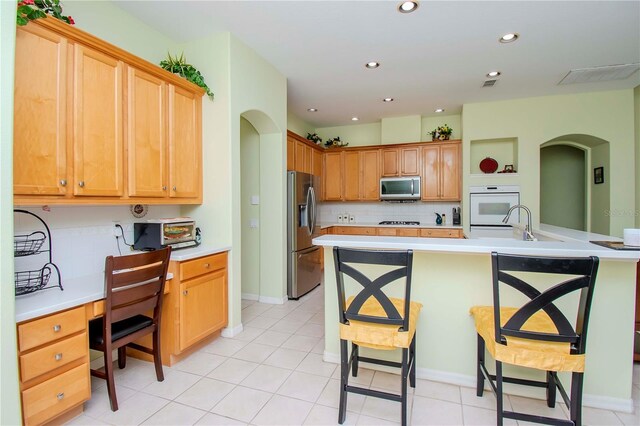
[[333, 247, 413, 331], [491, 252, 599, 354], [104, 247, 172, 340]]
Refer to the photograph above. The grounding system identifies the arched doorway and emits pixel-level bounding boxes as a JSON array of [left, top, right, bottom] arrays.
[[539, 135, 610, 234]]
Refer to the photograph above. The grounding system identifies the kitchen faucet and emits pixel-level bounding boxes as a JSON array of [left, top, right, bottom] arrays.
[[502, 204, 536, 241]]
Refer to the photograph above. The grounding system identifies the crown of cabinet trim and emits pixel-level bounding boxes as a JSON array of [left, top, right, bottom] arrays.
[[287, 130, 325, 151], [31, 17, 205, 96]]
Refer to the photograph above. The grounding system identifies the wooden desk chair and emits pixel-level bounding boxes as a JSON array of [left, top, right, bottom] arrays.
[[333, 247, 422, 426], [88, 247, 171, 411], [470, 252, 599, 426]]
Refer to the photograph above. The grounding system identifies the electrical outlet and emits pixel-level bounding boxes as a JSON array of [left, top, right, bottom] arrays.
[[112, 222, 122, 237]]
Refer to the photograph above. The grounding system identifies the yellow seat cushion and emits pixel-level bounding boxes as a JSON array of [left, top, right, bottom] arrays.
[[340, 296, 422, 350], [469, 306, 585, 372]]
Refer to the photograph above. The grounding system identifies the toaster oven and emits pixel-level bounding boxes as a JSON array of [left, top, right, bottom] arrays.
[[133, 218, 198, 250]]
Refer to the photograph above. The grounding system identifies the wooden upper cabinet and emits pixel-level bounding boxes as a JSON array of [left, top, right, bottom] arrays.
[[360, 150, 380, 200], [343, 151, 360, 201], [294, 140, 312, 174], [169, 85, 202, 199], [401, 146, 421, 176], [287, 136, 295, 171], [422, 141, 461, 201], [381, 147, 421, 177], [381, 149, 400, 177], [126, 67, 167, 197], [13, 25, 68, 196], [323, 151, 343, 201], [311, 148, 323, 177], [73, 45, 123, 197]]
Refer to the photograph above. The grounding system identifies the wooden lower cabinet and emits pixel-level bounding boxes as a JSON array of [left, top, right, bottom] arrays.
[[420, 228, 463, 238], [17, 306, 91, 426], [327, 226, 463, 239]]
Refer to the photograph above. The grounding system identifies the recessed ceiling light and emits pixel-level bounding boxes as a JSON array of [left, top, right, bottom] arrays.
[[383, 98, 394, 102], [398, 1, 419, 13], [435, 108, 445, 113], [351, 117, 359, 121], [307, 108, 318, 112], [365, 61, 380, 69], [499, 33, 519, 43], [486, 71, 501, 78]]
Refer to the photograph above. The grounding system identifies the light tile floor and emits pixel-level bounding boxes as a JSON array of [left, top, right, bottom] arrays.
[[68, 285, 640, 425]]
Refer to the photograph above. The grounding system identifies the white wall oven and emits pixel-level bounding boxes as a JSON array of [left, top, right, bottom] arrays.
[[469, 185, 520, 228]]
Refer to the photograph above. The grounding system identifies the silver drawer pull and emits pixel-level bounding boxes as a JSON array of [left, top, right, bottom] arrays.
[[60, 179, 67, 186], [53, 324, 61, 332], [57, 392, 64, 400], [203, 263, 210, 268], [78, 181, 85, 188], [54, 353, 63, 361]]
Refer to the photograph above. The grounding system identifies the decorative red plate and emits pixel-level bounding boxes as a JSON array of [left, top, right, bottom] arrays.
[[479, 157, 498, 173]]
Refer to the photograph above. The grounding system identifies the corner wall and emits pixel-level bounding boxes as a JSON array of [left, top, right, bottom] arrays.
[[635, 85, 640, 228], [0, 1, 20, 423], [240, 118, 260, 298], [462, 90, 635, 237]]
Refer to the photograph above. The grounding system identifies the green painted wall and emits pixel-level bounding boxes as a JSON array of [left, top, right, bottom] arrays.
[[422, 114, 462, 141], [287, 112, 315, 138], [540, 145, 586, 231], [0, 2, 20, 423], [635, 85, 640, 228], [381, 115, 421, 144], [240, 118, 260, 298], [316, 122, 382, 147], [591, 143, 611, 235], [463, 90, 635, 237]]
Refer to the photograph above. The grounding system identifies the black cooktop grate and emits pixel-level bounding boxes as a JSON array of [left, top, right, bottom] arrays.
[[379, 221, 420, 225]]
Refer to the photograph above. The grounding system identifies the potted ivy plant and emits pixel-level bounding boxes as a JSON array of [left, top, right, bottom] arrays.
[[160, 52, 214, 101]]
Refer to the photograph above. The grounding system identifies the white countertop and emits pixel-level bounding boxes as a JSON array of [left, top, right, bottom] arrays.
[[319, 222, 463, 229], [313, 225, 639, 261], [15, 245, 230, 323]]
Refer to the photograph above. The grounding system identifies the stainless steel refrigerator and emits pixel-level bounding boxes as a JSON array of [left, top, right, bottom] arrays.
[[287, 171, 322, 299]]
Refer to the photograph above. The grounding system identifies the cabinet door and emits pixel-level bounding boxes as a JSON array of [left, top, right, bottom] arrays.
[[294, 141, 312, 174], [377, 227, 397, 236], [422, 145, 440, 200], [343, 151, 360, 201], [73, 45, 123, 196], [179, 269, 227, 351], [323, 151, 343, 201], [14, 25, 68, 196], [127, 67, 167, 197], [169, 85, 202, 198], [287, 136, 295, 171], [400, 147, 421, 176], [311, 148, 323, 177], [440, 143, 461, 201], [381, 149, 399, 177], [360, 150, 380, 200]]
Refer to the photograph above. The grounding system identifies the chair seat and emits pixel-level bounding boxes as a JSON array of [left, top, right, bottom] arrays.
[[340, 296, 422, 350], [470, 306, 585, 372], [89, 315, 154, 346]]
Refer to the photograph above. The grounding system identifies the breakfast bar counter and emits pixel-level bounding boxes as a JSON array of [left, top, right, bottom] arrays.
[[313, 229, 639, 412]]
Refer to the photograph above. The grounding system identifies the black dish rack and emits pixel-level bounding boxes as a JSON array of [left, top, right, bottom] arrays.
[[14, 209, 62, 296]]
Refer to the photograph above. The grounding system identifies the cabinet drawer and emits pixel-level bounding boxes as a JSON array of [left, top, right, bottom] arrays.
[[20, 332, 87, 383], [420, 228, 462, 238], [377, 227, 397, 236], [397, 228, 420, 237], [18, 307, 86, 352], [22, 363, 90, 426], [337, 227, 376, 236], [180, 252, 227, 281]]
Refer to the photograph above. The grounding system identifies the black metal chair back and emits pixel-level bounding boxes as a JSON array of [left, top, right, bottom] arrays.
[[333, 247, 413, 331], [491, 252, 599, 355]]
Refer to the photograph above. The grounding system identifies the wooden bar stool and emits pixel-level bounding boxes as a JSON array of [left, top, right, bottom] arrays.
[[470, 252, 599, 426], [333, 247, 422, 426]]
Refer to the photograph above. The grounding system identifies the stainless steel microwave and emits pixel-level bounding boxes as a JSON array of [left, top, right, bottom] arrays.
[[380, 176, 421, 201], [133, 218, 198, 250]]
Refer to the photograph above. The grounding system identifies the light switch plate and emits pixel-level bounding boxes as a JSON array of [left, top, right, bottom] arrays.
[[249, 219, 259, 228], [251, 195, 260, 205]]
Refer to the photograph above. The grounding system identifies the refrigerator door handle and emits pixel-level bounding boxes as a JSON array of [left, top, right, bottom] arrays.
[[306, 186, 313, 235], [309, 186, 317, 234], [297, 245, 320, 256]]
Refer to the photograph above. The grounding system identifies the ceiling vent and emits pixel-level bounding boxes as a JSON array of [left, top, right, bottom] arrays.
[[559, 63, 640, 85], [482, 79, 497, 87]]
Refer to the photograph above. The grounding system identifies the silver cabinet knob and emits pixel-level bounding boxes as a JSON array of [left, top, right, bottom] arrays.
[[203, 263, 210, 268], [78, 181, 85, 188], [53, 324, 61, 332], [57, 392, 64, 400], [55, 353, 63, 361], [162, 186, 167, 191], [183, 290, 188, 296], [172, 186, 177, 191], [59, 179, 67, 186]]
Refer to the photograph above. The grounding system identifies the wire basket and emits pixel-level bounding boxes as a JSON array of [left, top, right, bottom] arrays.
[[14, 231, 46, 257], [15, 265, 52, 296]]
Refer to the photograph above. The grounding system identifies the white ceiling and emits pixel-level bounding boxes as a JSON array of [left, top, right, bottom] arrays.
[[113, 1, 640, 128]]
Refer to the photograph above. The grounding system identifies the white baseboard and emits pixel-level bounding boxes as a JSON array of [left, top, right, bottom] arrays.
[[323, 351, 633, 412], [258, 295, 286, 305], [221, 323, 243, 338], [241, 293, 259, 301]]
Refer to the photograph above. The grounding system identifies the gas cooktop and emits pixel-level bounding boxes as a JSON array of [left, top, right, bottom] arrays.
[[379, 221, 420, 226]]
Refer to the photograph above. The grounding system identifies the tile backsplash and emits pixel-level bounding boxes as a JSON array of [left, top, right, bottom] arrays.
[[13, 205, 180, 282], [317, 201, 461, 226]]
